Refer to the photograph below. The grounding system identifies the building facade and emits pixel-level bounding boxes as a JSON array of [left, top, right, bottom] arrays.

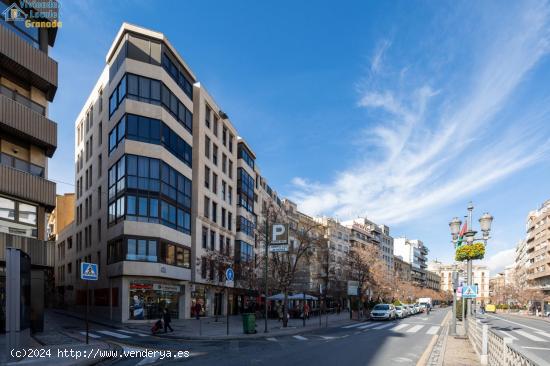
[[524, 200, 550, 295], [394, 238, 428, 287], [47, 193, 75, 240], [0, 0, 59, 336]]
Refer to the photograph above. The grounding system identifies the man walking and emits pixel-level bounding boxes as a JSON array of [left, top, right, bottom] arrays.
[[194, 302, 202, 320], [163, 309, 173, 333]]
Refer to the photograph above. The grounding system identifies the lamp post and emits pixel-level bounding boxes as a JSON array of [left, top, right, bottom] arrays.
[[449, 202, 493, 336]]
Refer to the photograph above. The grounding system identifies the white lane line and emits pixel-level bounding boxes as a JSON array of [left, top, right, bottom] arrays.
[[536, 331, 550, 339], [499, 331, 518, 340], [512, 330, 546, 342], [320, 336, 336, 340], [266, 337, 277, 341], [485, 314, 545, 333], [358, 322, 379, 329], [342, 323, 366, 329], [427, 326, 440, 335], [79, 331, 101, 339], [117, 329, 148, 337], [522, 346, 550, 351], [372, 322, 395, 330], [96, 330, 131, 339], [293, 335, 308, 341], [392, 323, 410, 331], [407, 325, 424, 333]]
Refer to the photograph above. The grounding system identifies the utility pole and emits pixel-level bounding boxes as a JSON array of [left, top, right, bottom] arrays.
[[264, 217, 269, 333]]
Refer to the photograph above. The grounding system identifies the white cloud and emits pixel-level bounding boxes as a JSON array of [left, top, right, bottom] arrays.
[[291, 1, 550, 225], [370, 40, 391, 74], [484, 248, 516, 274]]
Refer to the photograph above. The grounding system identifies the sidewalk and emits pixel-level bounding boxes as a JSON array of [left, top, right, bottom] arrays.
[[55, 309, 354, 340], [442, 322, 480, 366], [2, 311, 119, 366]]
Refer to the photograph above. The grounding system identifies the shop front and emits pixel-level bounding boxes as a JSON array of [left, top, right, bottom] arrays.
[[128, 279, 185, 320]]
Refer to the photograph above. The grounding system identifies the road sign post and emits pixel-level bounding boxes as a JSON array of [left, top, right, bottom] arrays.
[[225, 267, 234, 334], [81, 263, 98, 344]]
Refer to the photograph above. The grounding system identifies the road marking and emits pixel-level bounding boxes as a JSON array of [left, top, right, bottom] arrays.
[[320, 336, 337, 340], [512, 330, 546, 342], [118, 329, 148, 337], [358, 322, 379, 329], [427, 326, 440, 335], [79, 331, 101, 339], [266, 337, 277, 341], [420, 317, 428, 321], [96, 330, 131, 339], [372, 322, 395, 330], [485, 314, 545, 333], [406, 325, 424, 333], [499, 331, 518, 340], [536, 331, 550, 339], [293, 335, 308, 341], [342, 322, 366, 329], [522, 346, 550, 351], [392, 323, 410, 331]]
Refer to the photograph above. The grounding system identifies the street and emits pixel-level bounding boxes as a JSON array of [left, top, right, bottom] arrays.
[[478, 313, 550, 363], [72, 309, 449, 365]]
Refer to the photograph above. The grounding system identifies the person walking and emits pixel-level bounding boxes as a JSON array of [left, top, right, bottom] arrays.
[[163, 309, 173, 333], [194, 302, 202, 320], [304, 301, 310, 320]]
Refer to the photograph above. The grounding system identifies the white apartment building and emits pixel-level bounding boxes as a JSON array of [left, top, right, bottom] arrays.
[[55, 23, 269, 322], [394, 237, 428, 287]]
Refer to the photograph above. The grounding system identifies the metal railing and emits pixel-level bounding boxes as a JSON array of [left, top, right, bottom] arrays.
[[0, 85, 46, 115]]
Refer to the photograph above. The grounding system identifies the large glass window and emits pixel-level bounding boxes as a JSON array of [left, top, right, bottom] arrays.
[[238, 144, 255, 169], [161, 52, 193, 99], [0, 197, 16, 221], [236, 240, 254, 263], [109, 74, 192, 133], [237, 168, 255, 213], [108, 155, 192, 234], [108, 114, 192, 168], [237, 215, 255, 237], [109, 236, 189, 268]]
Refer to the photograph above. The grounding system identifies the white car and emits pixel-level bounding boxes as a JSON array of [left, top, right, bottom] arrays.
[[395, 306, 405, 318], [404, 304, 413, 316], [370, 304, 397, 320]]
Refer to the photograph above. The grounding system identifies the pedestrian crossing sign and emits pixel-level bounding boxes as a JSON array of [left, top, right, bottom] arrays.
[[462, 284, 477, 298], [81, 262, 98, 280]]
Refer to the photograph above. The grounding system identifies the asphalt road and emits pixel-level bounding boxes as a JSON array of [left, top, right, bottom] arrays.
[[90, 308, 449, 366], [479, 312, 550, 364]]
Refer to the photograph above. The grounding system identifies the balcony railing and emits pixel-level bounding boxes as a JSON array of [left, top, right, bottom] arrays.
[[0, 84, 45, 115], [0, 152, 44, 178]]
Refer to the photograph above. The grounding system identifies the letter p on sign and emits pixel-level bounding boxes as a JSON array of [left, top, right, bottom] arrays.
[[271, 224, 288, 244]]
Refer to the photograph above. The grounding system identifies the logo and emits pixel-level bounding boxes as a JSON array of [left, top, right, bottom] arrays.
[[2, 3, 27, 21]]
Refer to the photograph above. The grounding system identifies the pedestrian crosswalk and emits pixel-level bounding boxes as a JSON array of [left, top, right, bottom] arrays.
[[78, 328, 150, 339], [493, 328, 550, 343], [341, 321, 440, 335]]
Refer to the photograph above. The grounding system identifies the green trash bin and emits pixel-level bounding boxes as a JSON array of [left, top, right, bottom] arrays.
[[242, 313, 256, 334]]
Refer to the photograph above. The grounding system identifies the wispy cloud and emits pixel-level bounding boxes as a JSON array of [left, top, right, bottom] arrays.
[[291, 0, 550, 225]]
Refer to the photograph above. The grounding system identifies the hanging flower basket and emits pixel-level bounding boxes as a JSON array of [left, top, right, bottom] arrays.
[[455, 242, 485, 261]]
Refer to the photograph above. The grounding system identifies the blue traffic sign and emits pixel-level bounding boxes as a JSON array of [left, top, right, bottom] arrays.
[[225, 267, 234, 281], [81, 262, 98, 280], [462, 284, 478, 298]]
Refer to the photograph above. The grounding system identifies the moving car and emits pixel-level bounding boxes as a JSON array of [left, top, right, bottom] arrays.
[[370, 304, 396, 320], [485, 304, 496, 313]]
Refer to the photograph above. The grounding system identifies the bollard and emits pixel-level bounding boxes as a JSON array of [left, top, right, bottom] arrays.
[[480, 324, 488, 365]]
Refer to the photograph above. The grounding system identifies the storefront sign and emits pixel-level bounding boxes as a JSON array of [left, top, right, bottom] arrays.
[[153, 284, 180, 292], [130, 283, 153, 290]]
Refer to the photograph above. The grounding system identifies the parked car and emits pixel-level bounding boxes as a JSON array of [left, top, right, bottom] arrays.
[[413, 304, 421, 314], [395, 305, 405, 318], [370, 304, 396, 320], [485, 304, 496, 313], [404, 304, 414, 316]]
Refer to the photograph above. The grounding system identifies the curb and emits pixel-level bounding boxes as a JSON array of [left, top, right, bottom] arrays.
[[417, 310, 451, 366]]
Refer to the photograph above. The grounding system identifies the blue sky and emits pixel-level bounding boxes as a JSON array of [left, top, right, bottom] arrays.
[[48, 0, 550, 274]]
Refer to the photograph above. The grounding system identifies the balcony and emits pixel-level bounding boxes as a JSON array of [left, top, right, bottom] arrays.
[[0, 94, 57, 156], [0, 232, 54, 267], [0, 165, 56, 210], [0, 24, 58, 100], [0, 152, 44, 178]]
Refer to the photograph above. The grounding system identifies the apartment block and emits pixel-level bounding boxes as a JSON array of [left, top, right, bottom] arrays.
[[47, 193, 75, 240], [394, 237, 429, 287], [524, 199, 550, 294], [0, 0, 59, 335]]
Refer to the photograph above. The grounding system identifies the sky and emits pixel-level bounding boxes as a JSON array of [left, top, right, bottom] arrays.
[[48, 0, 550, 275]]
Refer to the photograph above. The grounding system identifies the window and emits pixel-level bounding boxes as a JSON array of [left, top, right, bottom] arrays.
[[226, 237, 231, 256], [98, 122, 103, 146], [229, 134, 234, 153], [212, 144, 218, 165], [161, 52, 193, 99], [204, 196, 210, 219], [0, 16, 40, 48], [98, 154, 102, 178], [212, 173, 217, 194], [0, 197, 38, 238], [238, 144, 255, 169], [237, 216, 255, 237], [221, 181, 226, 201], [210, 230, 216, 251], [222, 154, 227, 174], [205, 136, 210, 159], [109, 114, 192, 168], [97, 186, 102, 209], [237, 168, 255, 213], [219, 234, 225, 253], [109, 74, 192, 133], [228, 187, 233, 205], [202, 227, 208, 249], [221, 208, 226, 228], [205, 105, 211, 128], [236, 240, 253, 263], [228, 212, 232, 231], [204, 166, 210, 188], [212, 202, 217, 223], [213, 116, 219, 136], [228, 160, 233, 179]]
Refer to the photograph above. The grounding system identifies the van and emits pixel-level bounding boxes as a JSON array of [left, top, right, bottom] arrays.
[[485, 304, 496, 313]]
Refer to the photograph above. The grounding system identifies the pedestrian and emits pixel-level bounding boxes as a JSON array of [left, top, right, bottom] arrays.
[[163, 309, 173, 333], [337, 303, 341, 314], [304, 301, 310, 320], [194, 302, 202, 320], [480, 303, 485, 315]]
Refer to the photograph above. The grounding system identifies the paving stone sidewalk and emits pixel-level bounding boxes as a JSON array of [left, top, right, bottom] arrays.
[[442, 322, 480, 366]]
